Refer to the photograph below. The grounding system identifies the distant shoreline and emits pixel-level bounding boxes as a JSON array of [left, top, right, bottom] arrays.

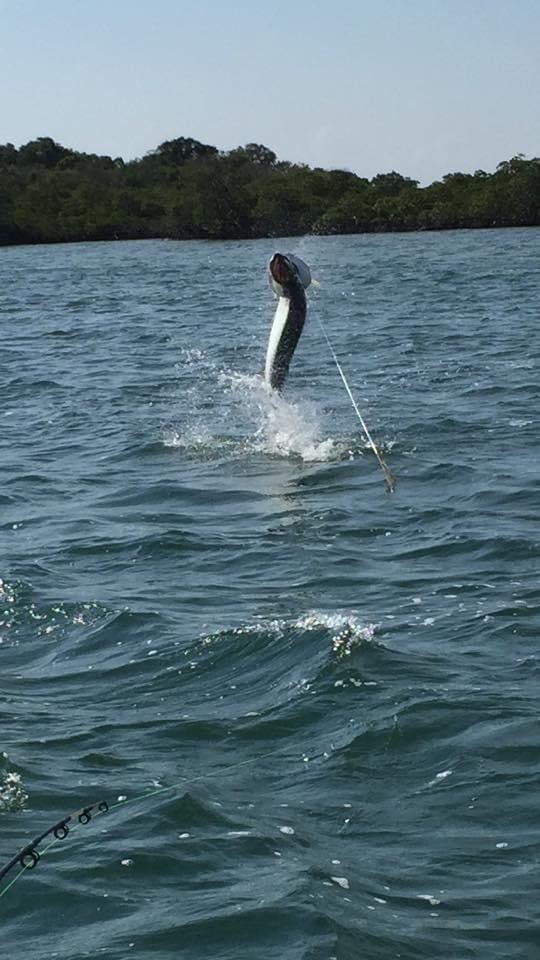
[[2, 137, 539, 248], [2, 222, 540, 252]]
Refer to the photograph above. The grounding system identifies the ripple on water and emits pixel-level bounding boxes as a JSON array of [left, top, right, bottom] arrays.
[[1, 232, 539, 960]]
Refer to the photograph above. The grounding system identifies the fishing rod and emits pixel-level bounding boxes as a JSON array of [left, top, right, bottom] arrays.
[[0, 800, 109, 898], [316, 315, 397, 493], [0, 748, 318, 902]]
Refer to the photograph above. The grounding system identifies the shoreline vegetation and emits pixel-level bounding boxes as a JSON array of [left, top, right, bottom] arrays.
[[1, 136, 539, 247]]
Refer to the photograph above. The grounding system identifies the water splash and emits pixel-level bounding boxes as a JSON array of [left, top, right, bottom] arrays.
[[295, 613, 377, 657], [0, 578, 109, 650], [0, 757, 27, 813], [199, 611, 377, 658], [164, 350, 355, 463], [222, 371, 339, 462], [0, 578, 18, 648]]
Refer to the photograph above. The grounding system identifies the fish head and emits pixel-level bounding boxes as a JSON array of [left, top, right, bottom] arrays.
[[268, 253, 311, 296], [269, 253, 294, 288]]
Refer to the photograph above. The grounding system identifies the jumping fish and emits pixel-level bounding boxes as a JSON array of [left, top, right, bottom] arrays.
[[265, 253, 311, 391]]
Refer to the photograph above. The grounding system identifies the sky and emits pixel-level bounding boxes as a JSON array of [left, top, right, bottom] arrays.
[[1, 0, 539, 184]]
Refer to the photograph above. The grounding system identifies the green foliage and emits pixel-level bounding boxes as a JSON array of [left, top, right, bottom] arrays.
[[149, 136, 218, 165], [1, 136, 539, 246]]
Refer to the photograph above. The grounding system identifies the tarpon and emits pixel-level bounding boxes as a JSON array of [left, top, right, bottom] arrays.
[[264, 253, 311, 391]]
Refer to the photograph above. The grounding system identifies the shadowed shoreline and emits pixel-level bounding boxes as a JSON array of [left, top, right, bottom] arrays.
[[1, 137, 539, 247]]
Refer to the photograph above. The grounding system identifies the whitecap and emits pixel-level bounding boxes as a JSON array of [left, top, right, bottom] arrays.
[[0, 767, 28, 812]]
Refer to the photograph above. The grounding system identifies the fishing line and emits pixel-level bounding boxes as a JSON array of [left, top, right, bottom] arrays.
[[316, 316, 396, 492], [0, 747, 317, 902]]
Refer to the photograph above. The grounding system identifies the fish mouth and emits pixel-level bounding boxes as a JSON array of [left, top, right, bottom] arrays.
[[269, 253, 293, 286]]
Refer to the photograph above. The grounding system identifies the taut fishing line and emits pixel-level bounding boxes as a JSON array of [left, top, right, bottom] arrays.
[[316, 315, 396, 493], [1, 266, 393, 904], [0, 748, 321, 902]]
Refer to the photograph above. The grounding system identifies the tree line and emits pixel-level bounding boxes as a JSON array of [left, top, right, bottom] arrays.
[[1, 136, 539, 246]]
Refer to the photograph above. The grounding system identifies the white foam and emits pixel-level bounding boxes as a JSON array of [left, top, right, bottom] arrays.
[[200, 612, 377, 659], [426, 769, 453, 788], [331, 876, 350, 889], [296, 613, 376, 656], [0, 769, 28, 812], [164, 348, 343, 463], [224, 371, 339, 462]]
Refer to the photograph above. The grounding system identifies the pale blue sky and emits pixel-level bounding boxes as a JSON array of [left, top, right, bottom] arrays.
[[1, 0, 538, 183]]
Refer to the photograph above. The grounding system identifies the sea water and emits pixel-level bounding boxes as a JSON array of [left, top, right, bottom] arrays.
[[1, 229, 539, 959]]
